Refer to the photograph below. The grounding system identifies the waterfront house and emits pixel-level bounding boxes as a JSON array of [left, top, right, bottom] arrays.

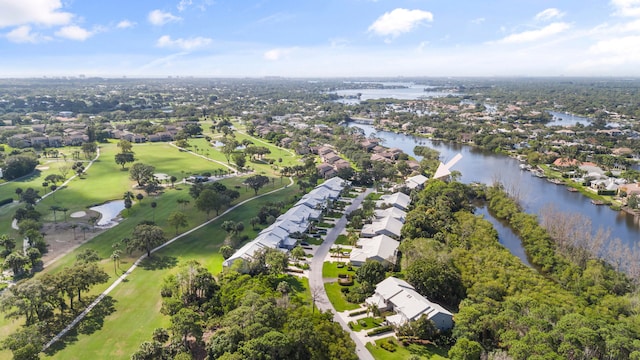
[[366, 277, 453, 330]]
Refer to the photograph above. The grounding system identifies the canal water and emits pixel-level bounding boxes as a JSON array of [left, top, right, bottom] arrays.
[[350, 123, 639, 257]]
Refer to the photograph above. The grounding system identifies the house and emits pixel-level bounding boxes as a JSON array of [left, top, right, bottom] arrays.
[[349, 235, 399, 266], [317, 163, 336, 178], [223, 177, 349, 270], [361, 215, 404, 239], [374, 207, 407, 223], [377, 192, 411, 211], [405, 174, 428, 190], [366, 277, 453, 331]]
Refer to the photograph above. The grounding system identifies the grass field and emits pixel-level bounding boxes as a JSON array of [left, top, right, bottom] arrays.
[[42, 185, 300, 359], [366, 337, 450, 360], [0, 132, 304, 359]]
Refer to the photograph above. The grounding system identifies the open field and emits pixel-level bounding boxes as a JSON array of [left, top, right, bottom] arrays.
[[43, 185, 299, 359], [366, 337, 450, 360]]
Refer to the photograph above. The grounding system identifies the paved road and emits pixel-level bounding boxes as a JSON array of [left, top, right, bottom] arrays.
[[308, 188, 375, 360]]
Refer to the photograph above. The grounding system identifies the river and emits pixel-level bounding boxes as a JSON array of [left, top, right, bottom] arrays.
[[350, 123, 640, 256]]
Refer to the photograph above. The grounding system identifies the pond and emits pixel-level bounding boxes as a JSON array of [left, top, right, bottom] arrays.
[[90, 200, 126, 227]]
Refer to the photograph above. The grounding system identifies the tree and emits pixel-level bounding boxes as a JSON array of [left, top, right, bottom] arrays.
[[136, 193, 144, 203], [355, 260, 386, 286], [44, 173, 64, 185], [233, 152, 246, 169], [115, 152, 135, 169], [129, 163, 156, 187], [81, 142, 97, 159], [221, 138, 238, 163], [170, 175, 178, 188], [249, 216, 260, 230], [196, 190, 227, 218], [127, 224, 165, 257], [170, 308, 203, 350], [72, 161, 85, 176], [405, 258, 465, 307], [2, 155, 38, 180], [176, 198, 190, 210], [1, 325, 45, 360], [110, 250, 121, 274], [448, 338, 483, 360], [20, 188, 40, 206], [220, 245, 235, 260], [4, 253, 28, 276], [117, 139, 133, 153], [244, 175, 270, 195], [168, 211, 188, 235], [290, 246, 306, 261], [76, 249, 100, 263], [0, 234, 16, 257], [150, 201, 158, 223]]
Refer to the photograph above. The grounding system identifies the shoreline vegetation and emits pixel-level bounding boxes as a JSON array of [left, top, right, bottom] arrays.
[[1, 77, 640, 359]]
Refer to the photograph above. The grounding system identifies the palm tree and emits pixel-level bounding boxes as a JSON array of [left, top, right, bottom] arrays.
[[50, 205, 61, 224], [110, 250, 121, 274]]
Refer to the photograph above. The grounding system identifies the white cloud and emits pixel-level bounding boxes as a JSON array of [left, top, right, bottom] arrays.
[[535, 8, 565, 22], [264, 48, 293, 61], [0, 0, 73, 27], [177, 0, 193, 12], [156, 35, 212, 50], [148, 10, 181, 26], [55, 25, 93, 41], [590, 35, 640, 55], [5, 25, 48, 43], [471, 17, 485, 25], [611, 0, 640, 17], [368, 8, 433, 38], [116, 20, 135, 29], [495, 22, 571, 44], [177, 0, 212, 12]]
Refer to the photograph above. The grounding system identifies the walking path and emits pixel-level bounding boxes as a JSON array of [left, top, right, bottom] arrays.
[[169, 142, 238, 174], [43, 176, 294, 350], [308, 188, 375, 360]]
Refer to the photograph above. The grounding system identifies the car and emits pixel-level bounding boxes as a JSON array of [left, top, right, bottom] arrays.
[[300, 241, 309, 246]]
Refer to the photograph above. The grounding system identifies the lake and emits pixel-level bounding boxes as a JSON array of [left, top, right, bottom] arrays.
[[350, 123, 640, 254]]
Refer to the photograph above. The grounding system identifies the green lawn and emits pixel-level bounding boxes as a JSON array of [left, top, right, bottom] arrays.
[[348, 316, 384, 332], [42, 185, 300, 359], [334, 235, 351, 245], [324, 282, 360, 312], [366, 337, 450, 360], [322, 261, 355, 278]]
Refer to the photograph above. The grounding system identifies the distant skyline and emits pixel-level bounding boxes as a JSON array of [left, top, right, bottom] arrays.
[[1, 0, 639, 78]]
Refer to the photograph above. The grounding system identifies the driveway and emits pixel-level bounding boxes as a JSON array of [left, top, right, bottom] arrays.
[[308, 187, 375, 360]]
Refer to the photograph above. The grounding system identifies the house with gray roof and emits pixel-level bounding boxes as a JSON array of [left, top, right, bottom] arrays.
[[366, 277, 453, 331], [349, 235, 399, 266]]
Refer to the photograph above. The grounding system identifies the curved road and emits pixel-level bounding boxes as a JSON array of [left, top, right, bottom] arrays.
[[308, 188, 374, 360]]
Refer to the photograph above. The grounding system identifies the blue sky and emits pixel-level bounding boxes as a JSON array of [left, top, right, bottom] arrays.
[[0, 0, 639, 77]]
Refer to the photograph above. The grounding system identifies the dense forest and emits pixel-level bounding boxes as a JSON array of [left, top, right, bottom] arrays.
[[400, 180, 640, 359]]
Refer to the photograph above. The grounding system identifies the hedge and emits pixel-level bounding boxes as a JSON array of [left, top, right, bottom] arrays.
[[0, 198, 13, 207], [348, 309, 368, 317], [367, 326, 393, 336]]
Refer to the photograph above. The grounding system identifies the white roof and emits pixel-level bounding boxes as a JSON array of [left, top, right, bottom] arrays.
[[367, 277, 452, 326], [319, 176, 350, 192], [374, 207, 406, 222], [377, 192, 411, 210], [224, 176, 350, 268], [361, 216, 404, 238], [349, 235, 399, 264], [405, 174, 428, 189]]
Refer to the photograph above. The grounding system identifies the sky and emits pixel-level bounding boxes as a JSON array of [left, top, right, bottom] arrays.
[[0, 0, 639, 78]]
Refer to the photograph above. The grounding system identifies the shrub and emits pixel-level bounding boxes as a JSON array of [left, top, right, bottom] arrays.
[[380, 339, 397, 352], [359, 320, 368, 327], [338, 273, 349, 278], [338, 275, 354, 286], [367, 326, 393, 336], [337, 263, 345, 268], [341, 287, 350, 294], [349, 309, 368, 317], [0, 198, 13, 206]]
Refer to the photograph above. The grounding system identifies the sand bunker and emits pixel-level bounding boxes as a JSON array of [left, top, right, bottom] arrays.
[[70, 211, 87, 218]]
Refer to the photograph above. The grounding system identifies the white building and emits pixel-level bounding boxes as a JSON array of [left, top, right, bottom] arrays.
[[366, 277, 453, 331], [376, 192, 411, 211], [349, 235, 399, 266]]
